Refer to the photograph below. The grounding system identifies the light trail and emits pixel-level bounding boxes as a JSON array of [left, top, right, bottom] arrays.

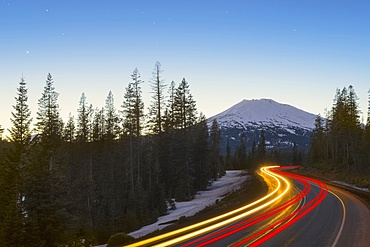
[[125, 166, 288, 247], [154, 166, 291, 247], [186, 169, 310, 246], [242, 173, 307, 245], [125, 166, 330, 247], [232, 168, 329, 246]]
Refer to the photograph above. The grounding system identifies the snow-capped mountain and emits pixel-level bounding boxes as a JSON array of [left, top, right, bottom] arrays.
[[208, 99, 318, 152]]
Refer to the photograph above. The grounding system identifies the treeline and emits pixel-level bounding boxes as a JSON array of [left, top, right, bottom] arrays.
[[0, 62, 226, 246], [225, 130, 304, 170], [310, 85, 370, 173]]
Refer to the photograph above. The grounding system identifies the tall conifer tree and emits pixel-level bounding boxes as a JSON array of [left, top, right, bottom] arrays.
[[63, 113, 76, 143], [122, 68, 145, 192], [310, 114, 326, 163], [173, 78, 197, 129], [30, 73, 70, 246], [163, 80, 176, 131], [148, 62, 166, 134], [104, 91, 119, 140], [77, 92, 92, 142], [1, 76, 33, 245], [92, 107, 105, 141], [9, 76, 32, 154], [36, 73, 63, 152], [121, 69, 145, 138]]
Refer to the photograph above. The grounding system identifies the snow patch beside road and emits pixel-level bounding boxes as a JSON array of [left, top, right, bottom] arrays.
[[128, 170, 250, 239], [332, 180, 370, 193]]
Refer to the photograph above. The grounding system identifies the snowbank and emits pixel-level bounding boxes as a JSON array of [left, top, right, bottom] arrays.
[[128, 170, 249, 239], [332, 180, 370, 193]]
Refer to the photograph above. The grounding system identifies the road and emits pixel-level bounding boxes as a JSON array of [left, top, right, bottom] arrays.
[[259, 177, 370, 247], [125, 166, 370, 247]]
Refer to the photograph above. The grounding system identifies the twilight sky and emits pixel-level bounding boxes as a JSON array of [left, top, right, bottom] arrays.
[[1, 0, 370, 136]]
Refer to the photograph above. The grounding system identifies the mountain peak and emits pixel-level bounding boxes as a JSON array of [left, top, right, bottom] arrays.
[[208, 98, 317, 151], [210, 98, 317, 130]]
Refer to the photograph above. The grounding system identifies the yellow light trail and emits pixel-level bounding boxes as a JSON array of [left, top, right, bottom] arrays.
[[125, 166, 291, 247]]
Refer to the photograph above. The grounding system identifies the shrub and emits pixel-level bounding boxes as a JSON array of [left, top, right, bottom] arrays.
[[106, 233, 134, 247]]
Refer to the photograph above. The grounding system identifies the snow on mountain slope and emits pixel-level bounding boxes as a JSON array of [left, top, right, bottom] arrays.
[[209, 99, 317, 130], [207, 99, 319, 152]]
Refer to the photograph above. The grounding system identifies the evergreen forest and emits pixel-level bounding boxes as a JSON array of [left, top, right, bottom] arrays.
[[309, 85, 370, 184], [0, 62, 229, 246]]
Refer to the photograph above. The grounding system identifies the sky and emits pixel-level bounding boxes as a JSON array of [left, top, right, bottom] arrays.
[[1, 0, 370, 137]]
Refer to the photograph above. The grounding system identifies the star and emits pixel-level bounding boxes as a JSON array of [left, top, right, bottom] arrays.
[[46, 9, 49, 12], [26, 51, 29, 54]]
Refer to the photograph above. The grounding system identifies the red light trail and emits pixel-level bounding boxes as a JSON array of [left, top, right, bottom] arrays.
[[125, 166, 329, 247], [181, 166, 328, 247]]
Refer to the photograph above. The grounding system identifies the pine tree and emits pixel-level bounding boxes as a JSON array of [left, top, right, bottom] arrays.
[[147, 63, 167, 209], [63, 113, 76, 143], [345, 85, 362, 170], [9, 75, 32, 167], [122, 69, 145, 193], [8, 76, 32, 154], [192, 113, 209, 190], [330, 87, 346, 164], [122, 69, 144, 138], [148, 62, 166, 134], [173, 78, 197, 129], [0, 76, 33, 245], [36, 73, 63, 152], [347, 85, 361, 127], [170, 79, 198, 201], [92, 107, 105, 141], [324, 86, 363, 170], [163, 80, 176, 131], [74, 94, 95, 237], [104, 91, 120, 140], [30, 73, 71, 245], [77, 93, 92, 142], [309, 114, 325, 163]]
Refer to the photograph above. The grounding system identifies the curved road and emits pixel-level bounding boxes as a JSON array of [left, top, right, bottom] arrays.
[[260, 181, 370, 246], [125, 166, 370, 246], [327, 185, 370, 247]]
